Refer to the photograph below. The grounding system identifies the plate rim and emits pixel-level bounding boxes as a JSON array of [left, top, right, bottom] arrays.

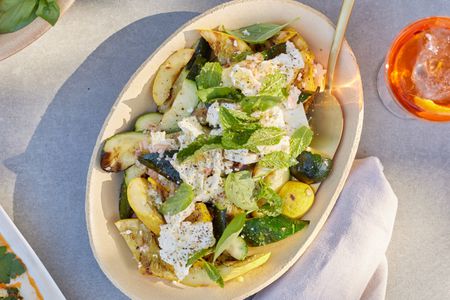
[[85, 0, 364, 298], [0, 206, 66, 298]]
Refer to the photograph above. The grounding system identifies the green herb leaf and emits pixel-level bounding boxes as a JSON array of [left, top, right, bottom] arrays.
[[225, 18, 299, 44], [219, 106, 260, 132], [221, 130, 253, 149], [177, 134, 222, 162], [36, 0, 59, 26], [224, 171, 257, 211], [245, 127, 285, 151], [202, 260, 224, 288], [290, 126, 313, 158], [231, 50, 253, 63], [214, 213, 246, 261], [187, 248, 213, 266], [240, 95, 283, 113], [0, 0, 38, 34], [197, 87, 240, 103], [159, 183, 194, 215], [195, 62, 223, 89], [255, 181, 282, 217], [0, 246, 26, 284], [259, 71, 287, 97], [259, 151, 297, 170]]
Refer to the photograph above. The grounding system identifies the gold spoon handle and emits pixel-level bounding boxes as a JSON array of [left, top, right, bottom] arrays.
[[326, 0, 356, 91]]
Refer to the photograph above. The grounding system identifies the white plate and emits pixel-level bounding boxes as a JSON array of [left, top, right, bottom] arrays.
[[86, 0, 364, 299], [0, 206, 65, 299]]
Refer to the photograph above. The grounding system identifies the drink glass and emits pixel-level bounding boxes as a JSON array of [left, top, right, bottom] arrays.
[[377, 16, 450, 122]]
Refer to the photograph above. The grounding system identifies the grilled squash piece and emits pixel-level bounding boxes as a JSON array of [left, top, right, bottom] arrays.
[[115, 219, 176, 280], [127, 178, 164, 235], [199, 30, 251, 64], [152, 48, 194, 106], [100, 132, 150, 172], [181, 253, 271, 286]]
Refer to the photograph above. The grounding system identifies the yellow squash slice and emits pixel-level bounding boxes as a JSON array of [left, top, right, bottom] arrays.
[[152, 48, 194, 105], [199, 29, 251, 64]]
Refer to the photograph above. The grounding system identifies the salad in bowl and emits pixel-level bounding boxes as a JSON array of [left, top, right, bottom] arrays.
[[100, 20, 333, 287]]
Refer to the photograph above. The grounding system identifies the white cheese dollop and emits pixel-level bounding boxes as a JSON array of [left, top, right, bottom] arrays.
[[158, 221, 215, 280], [252, 106, 286, 129], [224, 149, 259, 164]]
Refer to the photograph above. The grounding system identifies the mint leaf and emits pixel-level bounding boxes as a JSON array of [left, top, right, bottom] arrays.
[[160, 183, 194, 215], [195, 62, 222, 89], [202, 260, 224, 288], [245, 127, 285, 151], [225, 18, 299, 44], [224, 171, 257, 211], [219, 106, 260, 132], [36, 0, 59, 26], [259, 71, 287, 97], [240, 95, 283, 113], [290, 126, 313, 158], [187, 248, 213, 266], [197, 87, 240, 103], [0, 246, 26, 284], [214, 213, 246, 261], [222, 130, 253, 149], [259, 151, 297, 169], [177, 135, 222, 162], [256, 181, 282, 217]]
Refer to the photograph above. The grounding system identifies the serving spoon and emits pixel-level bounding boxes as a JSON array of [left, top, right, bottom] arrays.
[[306, 0, 355, 158]]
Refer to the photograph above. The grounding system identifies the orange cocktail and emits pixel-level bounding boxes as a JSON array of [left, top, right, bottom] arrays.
[[384, 17, 450, 121]]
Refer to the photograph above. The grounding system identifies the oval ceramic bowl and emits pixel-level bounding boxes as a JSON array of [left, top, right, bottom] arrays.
[[86, 0, 364, 299], [0, 0, 74, 61]]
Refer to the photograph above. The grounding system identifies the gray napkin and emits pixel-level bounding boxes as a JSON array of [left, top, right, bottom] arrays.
[[255, 157, 398, 300]]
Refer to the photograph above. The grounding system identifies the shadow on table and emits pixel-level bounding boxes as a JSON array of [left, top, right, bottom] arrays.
[[5, 11, 197, 299]]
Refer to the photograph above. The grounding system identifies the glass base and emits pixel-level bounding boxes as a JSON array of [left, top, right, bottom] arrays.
[[376, 62, 414, 120]]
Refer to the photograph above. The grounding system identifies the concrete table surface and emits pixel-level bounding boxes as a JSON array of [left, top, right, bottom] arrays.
[[0, 0, 449, 299]]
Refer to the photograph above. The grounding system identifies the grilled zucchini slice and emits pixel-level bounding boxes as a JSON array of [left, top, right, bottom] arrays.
[[100, 132, 150, 172]]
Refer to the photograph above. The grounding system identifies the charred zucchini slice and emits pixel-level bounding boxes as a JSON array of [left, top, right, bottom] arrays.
[[100, 132, 150, 172], [138, 151, 181, 183], [134, 112, 163, 132]]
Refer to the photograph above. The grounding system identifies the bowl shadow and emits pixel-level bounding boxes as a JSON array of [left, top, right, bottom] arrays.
[[4, 11, 198, 299]]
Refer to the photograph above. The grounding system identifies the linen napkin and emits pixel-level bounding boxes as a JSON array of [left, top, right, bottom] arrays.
[[255, 157, 398, 300]]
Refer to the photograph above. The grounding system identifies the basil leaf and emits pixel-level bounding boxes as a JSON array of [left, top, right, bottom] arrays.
[[290, 126, 313, 158], [259, 151, 297, 169], [259, 71, 287, 97], [214, 213, 246, 261], [36, 0, 59, 26], [187, 248, 213, 266], [256, 181, 282, 217], [0, 246, 26, 284], [245, 127, 285, 151], [219, 106, 260, 132], [202, 261, 224, 288], [195, 62, 222, 89], [240, 95, 283, 113], [197, 87, 240, 103], [0, 0, 38, 34], [159, 183, 194, 215], [221, 130, 253, 149], [177, 134, 222, 162], [224, 171, 257, 211], [225, 18, 299, 44], [231, 50, 253, 63]]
